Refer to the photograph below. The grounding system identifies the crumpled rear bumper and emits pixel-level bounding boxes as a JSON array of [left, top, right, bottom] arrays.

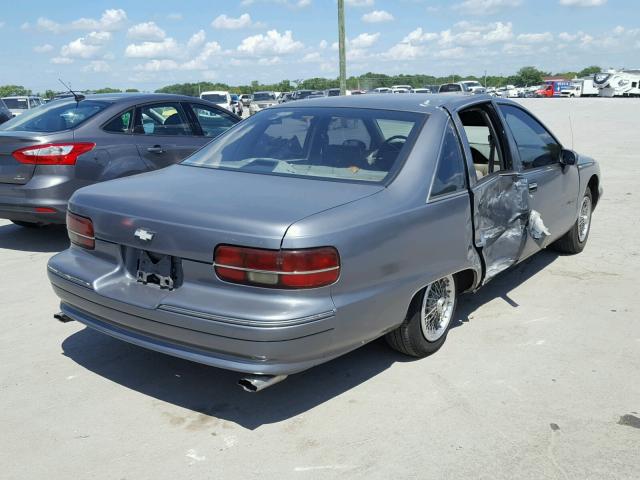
[[48, 264, 350, 376]]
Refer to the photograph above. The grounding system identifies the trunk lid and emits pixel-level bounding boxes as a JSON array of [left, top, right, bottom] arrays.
[[70, 164, 383, 263], [0, 131, 60, 184]]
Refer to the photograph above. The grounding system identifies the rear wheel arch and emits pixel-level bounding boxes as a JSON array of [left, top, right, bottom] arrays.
[[403, 268, 477, 320]]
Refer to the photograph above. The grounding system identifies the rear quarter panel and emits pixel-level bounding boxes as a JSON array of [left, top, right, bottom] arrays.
[[282, 110, 481, 346]]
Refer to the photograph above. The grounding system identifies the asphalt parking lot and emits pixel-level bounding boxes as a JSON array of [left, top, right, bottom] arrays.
[[1, 98, 638, 479]]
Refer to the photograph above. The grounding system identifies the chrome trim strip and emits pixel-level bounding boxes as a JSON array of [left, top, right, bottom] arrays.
[[213, 264, 340, 275], [68, 230, 95, 240], [47, 265, 93, 289], [158, 304, 336, 328]]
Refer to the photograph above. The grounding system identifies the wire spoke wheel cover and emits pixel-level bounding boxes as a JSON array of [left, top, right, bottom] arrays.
[[420, 275, 455, 342], [578, 195, 592, 243]]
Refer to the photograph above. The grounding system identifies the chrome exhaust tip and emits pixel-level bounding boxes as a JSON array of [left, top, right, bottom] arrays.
[[238, 374, 288, 393]]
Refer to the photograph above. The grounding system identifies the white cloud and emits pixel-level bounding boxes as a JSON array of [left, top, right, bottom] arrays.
[[212, 13, 254, 30], [517, 32, 553, 43], [385, 22, 512, 60], [34, 44, 54, 53], [182, 41, 222, 69], [482, 22, 514, 42], [404, 27, 439, 44], [167, 13, 183, 21], [187, 30, 206, 49], [350, 32, 380, 48], [135, 59, 180, 72], [434, 47, 466, 59], [83, 60, 111, 73], [71, 9, 127, 31], [346, 0, 374, 6], [51, 57, 74, 65], [237, 30, 303, 55], [454, 0, 521, 15], [36, 17, 63, 34], [127, 22, 166, 41], [258, 56, 282, 65], [558, 32, 578, 41], [240, 0, 309, 8], [84, 31, 112, 45], [559, 0, 606, 6], [362, 10, 394, 23], [60, 32, 111, 59], [0, 21, 4, 28], [302, 52, 322, 62], [124, 38, 180, 58]]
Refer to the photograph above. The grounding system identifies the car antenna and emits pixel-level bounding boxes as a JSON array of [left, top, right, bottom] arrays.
[[568, 113, 575, 150], [58, 78, 85, 103]]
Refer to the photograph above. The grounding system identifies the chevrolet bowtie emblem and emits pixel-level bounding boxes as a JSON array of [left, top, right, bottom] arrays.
[[134, 228, 155, 242]]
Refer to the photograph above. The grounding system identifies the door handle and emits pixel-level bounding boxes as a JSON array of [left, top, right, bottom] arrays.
[[528, 182, 538, 193], [147, 145, 164, 154]]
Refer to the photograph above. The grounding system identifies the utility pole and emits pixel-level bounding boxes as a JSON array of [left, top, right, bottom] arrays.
[[338, 0, 347, 95]]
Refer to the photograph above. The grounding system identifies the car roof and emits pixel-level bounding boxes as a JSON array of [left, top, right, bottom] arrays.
[[201, 91, 229, 95], [51, 92, 207, 104], [271, 93, 500, 114]]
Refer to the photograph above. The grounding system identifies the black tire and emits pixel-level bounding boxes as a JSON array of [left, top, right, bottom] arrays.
[[551, 189, 592, 254], [11, 220, 45, 228], [385, 276, 457, 358]]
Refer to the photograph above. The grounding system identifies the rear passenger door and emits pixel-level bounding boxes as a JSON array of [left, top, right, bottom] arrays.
[[496, 103, 579, 259], [186, 103, 239, 140], [133, 102, 204, 170]]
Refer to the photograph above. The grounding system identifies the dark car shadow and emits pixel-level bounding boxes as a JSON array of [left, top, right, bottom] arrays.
[[0, 223, 69, 252], [61, 249, 560, 430], [62, 330, 406, 430], [453, 249, 559, 328]]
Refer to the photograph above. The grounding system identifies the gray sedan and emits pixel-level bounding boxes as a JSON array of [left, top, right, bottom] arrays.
[[47, 94, 602, 391], [0, 93, 239, 226]]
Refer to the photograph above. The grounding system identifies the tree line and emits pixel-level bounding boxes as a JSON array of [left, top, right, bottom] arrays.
[[1, 66, 602, 99]]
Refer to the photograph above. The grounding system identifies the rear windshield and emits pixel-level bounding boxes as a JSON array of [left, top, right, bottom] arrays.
[[3, 98, 29, 109], [253, 93, 276, 101], [202, 94, 227, 103], [0, 99, 108, 132], [183, 107, 425, 183], [439, 84, 463, 93]]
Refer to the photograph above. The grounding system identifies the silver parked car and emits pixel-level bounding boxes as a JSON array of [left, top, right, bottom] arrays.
[[0, 93, 239, 226], [48, 94, 601, 391]]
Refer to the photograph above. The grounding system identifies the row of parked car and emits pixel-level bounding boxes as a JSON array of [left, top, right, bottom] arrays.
[[0, 88, 601, 392]]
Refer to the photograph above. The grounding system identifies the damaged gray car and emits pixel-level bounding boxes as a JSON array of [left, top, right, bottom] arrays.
[[47, 94, 602, 391]]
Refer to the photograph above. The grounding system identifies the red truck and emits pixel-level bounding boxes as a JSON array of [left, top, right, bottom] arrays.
[[536, 80, 572, 97]]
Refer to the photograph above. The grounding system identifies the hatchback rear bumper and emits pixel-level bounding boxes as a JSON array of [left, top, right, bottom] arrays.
[[0, 173, 78, 223], [48, 267, 353, 376]]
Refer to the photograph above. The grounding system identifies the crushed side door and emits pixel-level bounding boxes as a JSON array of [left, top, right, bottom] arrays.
[[471, 172, 531, 283]]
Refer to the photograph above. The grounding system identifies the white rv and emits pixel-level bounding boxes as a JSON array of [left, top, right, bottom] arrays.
[[594, 69, 640, 97]]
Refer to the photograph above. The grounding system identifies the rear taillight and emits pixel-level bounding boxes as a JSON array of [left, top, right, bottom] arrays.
[[66, 212, 95, 249], [12, 143, 95, 165], [214, 245, 340, 289]]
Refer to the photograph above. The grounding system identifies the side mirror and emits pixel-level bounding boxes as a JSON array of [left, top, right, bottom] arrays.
[[560, 149, 577, 166]]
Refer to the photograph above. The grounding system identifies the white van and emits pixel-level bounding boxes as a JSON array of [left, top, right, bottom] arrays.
[[199, 91, 232, 112]]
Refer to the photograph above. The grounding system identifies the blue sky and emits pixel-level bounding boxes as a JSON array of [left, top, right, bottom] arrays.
[[0, 0, 638, 91]]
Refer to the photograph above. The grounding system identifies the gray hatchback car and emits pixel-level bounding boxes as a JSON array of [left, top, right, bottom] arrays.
[[0, 93, 239, 226], [48, 94, 601, 392]]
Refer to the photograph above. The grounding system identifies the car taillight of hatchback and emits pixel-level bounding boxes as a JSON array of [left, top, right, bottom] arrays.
[[12, 143, 95, 165]]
